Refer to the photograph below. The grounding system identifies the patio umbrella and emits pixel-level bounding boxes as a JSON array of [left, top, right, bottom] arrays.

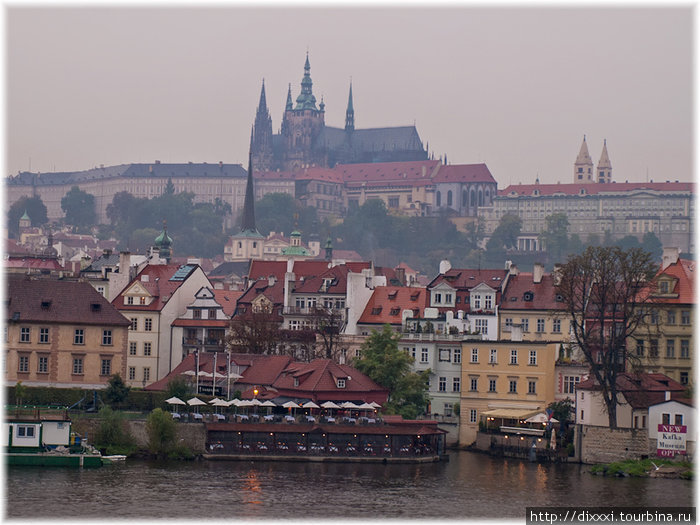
[[187, 397, 206, 414], [368, 402, 381, 409], [282, 400, 299, 417], [302, 401, 319, 409], [321, 401, 340, 409], [181, 370, 196, 376], [261, 400, 277, 415], [525, 413, 559, 424], [165, 396, 186, 406], [341, 401, 360, 409]]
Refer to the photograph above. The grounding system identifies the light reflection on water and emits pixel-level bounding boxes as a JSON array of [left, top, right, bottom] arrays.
[[4, 451, 694, 520]]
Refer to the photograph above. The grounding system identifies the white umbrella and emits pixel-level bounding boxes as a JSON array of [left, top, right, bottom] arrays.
[[321, 401, 340, 409], [250, 399, 263, 406], [525, 413, 559, 424], [228, 372, 243, 379], [261, 400, 277, 407], [208, 398, 221, 404], [282, 401, 299, 409], [187, 397, 206, 406], [227, 399, 242, 407], [341, 401, 360, 409], [181, 370, 196, 376], [358, 402, 374, 410], [369, 402, 381, 409], [210, 398, 229, 407], [303, 401, 320, 409], [165, 396, 186, 406], [238, 399, 254, 407], [197, 371, 212, 377]]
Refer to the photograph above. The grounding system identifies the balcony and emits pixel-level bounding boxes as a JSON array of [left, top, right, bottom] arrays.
[[283, 306, 347, 321]]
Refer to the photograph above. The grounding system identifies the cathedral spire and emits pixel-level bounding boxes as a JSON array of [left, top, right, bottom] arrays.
[[240, 147, 259, 234], [295, 52, 317, 110], [257, 79, 268, 113], [285, 83, 293, 111], [345, 81, 355, 132]]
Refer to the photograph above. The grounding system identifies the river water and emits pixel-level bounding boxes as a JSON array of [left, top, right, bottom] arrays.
[[4, 451, 694, 520]]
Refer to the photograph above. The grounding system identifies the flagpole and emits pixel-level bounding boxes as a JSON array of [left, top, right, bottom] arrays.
[[195, 350, 199, 395], [213, 351, 218, 396]]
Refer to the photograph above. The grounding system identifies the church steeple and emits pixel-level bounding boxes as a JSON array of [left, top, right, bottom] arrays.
[[345, 81, 355, 132], [596, 139, 612, 183], [285, 83, 293, 111], [574, 135, 594, 183], [295, 52, 318, 110], [240, 147, 260, 235]]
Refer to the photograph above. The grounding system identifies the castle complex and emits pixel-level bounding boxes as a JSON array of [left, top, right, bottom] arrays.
[[250, 53, 428, 172]]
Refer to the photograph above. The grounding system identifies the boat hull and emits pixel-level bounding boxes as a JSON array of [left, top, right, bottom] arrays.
[[6, 453, 106, 468]]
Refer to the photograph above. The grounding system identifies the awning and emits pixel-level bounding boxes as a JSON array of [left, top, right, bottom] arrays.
[[482, 408, 540, 420]]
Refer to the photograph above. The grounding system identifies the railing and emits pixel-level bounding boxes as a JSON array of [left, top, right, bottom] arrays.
[[283, 306, 347, 318], [401, 333, 467, 342]]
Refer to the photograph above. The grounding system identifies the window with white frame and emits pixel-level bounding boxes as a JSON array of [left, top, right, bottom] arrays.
[[128, 367, 136, 380], [434, 292, 442, 304], [471, 348, 479, 363], [38, 355, 48, 374], [438, 377, 447, 392], [143, 367, 150, 382], [453, 377, 461, 392], [39, 327, 49, 344], [484, 295, 493, 309], [536, 319, 545, 333], [505, 318, 513, 328], [528, 380, 536, 395], [489, 348, 497, 364], [508, 379, 517, 394], [74, 329, 84, 345], [72, 357, 84, 375], [101, 359, 111, 376], [563, 375, 580, 394], [130, 318, 138, 330], [20, 327, 30, 343], [337, 378, 346, 388], [488, 378, 497, 392], [522, 319, 529, 332], [444, 403, 453, 416], [102, 330, 113, 346], [510, 349, 518, 365], [421, 348, 429, 363], [129, 342, 137, 356], [143, 342, 152, 356], [473, 294, 481, 309], [528, 350, 537, 365], [144, 318, 153, 331], [470, 377, 478, 391], [18, 355, 29, 373], [470, 409, 477, 423], [453, 348, 461, 363], [552, 319, 561, 333], [475, 319, 488, 335]]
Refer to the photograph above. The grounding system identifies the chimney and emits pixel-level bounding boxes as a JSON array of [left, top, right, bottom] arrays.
[[118, 251, 131, 274], [508, 263, 519, 276], [665, 390, 671, 401], [395, 267, 406, 286], [439, 260, 452, 275], [533, 263, 544, 284], [268, 275, 277, 287], [662, 247, 680, 270], [552, 263, 563, 286]]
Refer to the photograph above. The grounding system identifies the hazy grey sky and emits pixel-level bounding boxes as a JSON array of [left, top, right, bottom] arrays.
[[6, 5, 694, 187]]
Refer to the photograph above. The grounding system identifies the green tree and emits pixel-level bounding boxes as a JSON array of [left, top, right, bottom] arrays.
[[146, 408, 177, 457], [93, 406, 137, 456], [547, 399, 574, 425], [8, 196, 48, 238], [557, 246, 658, 428], [539, 213, 570, 263], [61, 186, 96, 231], [353, 324, 429, 419], [486, 213, 521, 252], [641, 232, 663, 262], [14, 381, 27, 406], [166, 376, 192, 400], [616, 235, 641, 251], [104, 374, 130, 407]]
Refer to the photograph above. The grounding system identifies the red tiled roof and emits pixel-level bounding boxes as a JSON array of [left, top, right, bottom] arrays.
[[272, 359, 386, 398], [171, 319, 229, 328], [294, 167, 344, 184], [427, 268, 508, 290], [358, 286, 428, 326], [113, 264, 201, 312], [7, 275, 130, 326], [577, 373, 687, 409], [5, 257, 64, 270], [432, 164, 496, 184], [254, 170, 297, 180], [654, 258, 695, 305], [500, 274, 565, 311], [337, 160, 440, 185], [293, 264, 351, 294], [499, 181, 694, 198], [213, 289, 243, 317], [247, 260, 332, 283]]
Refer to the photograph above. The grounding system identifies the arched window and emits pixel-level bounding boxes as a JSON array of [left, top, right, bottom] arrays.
[[447, 191, 453, 207], [436, 191, 442, 207], [462, 190, 468, 206], [470, 189, 476, 207], [478, 189, 484, 206]]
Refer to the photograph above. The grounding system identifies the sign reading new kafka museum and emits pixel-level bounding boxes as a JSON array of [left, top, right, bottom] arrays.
[[657, 424, 687, 457]]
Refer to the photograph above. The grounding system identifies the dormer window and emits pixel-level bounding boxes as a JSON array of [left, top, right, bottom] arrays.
[[555, 294, 563, 302], [659, 281, 669, 294], [337, 378, 346, 389], [390, 307, 400, 316], [388, 291, 398, 300], [372, 307, 382, 315], [523, 292, 534, 302], [294, 378, 299, 387]]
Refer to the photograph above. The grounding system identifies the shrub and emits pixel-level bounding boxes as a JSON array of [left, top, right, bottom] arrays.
[[93, 406, 137, 456], [104, 374, 130, 407], [146, 408, 176, 457]]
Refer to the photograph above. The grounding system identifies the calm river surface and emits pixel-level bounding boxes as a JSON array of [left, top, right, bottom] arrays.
[[4, 451, 694, 520]]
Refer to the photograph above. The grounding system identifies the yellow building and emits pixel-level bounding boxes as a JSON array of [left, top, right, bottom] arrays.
[[633, 248, 694, 386], [459, 340, 559, 446], [6, 276, 130, 388]]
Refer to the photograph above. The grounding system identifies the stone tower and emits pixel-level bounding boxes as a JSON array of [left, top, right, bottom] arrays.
[[227, 150, 264, 261], [574, 135, 594, 183], [281, 53, 326, 171], [596, 139, 612, 183]]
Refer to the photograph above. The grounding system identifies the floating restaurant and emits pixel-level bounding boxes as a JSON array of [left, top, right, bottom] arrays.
[[203, 417, 447, 463]]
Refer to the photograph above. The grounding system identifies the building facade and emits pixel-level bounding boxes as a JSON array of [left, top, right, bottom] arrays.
[[5, 276, 130, 388]]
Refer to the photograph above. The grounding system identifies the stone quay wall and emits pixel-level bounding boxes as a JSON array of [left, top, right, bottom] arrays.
[[578, 425, 650, 464]]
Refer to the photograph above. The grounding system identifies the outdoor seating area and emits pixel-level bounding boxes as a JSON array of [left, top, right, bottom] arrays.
[[164, 396, 384, 426]]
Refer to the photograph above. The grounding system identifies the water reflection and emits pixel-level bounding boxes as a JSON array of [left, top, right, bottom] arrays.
[[5, 451, 694, 520]]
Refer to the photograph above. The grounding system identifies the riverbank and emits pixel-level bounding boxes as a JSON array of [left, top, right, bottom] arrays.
[[589, 458, 693, 479]]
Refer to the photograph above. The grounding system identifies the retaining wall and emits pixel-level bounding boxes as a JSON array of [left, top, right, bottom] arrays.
[[579, 425, 650, 464]]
